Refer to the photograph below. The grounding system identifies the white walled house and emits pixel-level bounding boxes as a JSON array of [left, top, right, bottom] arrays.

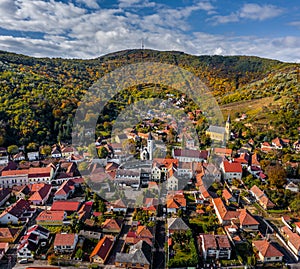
[[252, 240, 284, 263], [54, 233, 78, 254], [220, 161, 242, 181]]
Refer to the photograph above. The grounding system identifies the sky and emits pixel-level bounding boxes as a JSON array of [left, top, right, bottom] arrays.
[[0, 0, 299, 62]]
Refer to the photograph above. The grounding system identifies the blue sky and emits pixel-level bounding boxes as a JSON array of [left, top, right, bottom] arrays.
[[0, 0, 299, 62]]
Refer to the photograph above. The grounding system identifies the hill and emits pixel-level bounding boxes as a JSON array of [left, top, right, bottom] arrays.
[[0, 49, 299, 147]]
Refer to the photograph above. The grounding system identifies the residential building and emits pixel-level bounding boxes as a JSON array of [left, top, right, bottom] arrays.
[[90, 236, 114, 264], [36, 210, 66, 226], [281, 226, 300, 256], [54, 233, 78, 254], [101, 218, 122, 234], [0, 228, 21, 243], [0, 199, 31, 224], [28, 183, 51, 205], [173, 149, 208, 163], [115, 240, 152, 269], [252, 240, 284, 263], [167, 217, 189, 235], [220, 161, 242, 181], [200, 234, 231, 260]]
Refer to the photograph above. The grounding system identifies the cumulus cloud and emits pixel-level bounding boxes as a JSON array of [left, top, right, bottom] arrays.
[[210, 3, 283, 25]]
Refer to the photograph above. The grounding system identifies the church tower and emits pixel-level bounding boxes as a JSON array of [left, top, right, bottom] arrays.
[[147, 132, 154, 160], [225, 115, 231, 141]]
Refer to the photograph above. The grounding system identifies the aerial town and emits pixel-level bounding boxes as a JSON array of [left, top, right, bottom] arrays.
[[0, 93, 299, 269]]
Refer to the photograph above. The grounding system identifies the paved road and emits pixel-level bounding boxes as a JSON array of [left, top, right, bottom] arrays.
[[152, 219, 166, 269]]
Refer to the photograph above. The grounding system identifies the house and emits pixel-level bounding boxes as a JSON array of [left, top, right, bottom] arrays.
[[17, 238, 37, 260], [108, 199, 127, 213], [213, 148, 232, 157], [90, 236, 114, 264], [18, 225, 50, 260], [51, 146, 62, 158], [115, 169, 141, 188], [285, 182, 299, 193], [0, 199, 31, 224], [173, 149, 208, 163], [200, 234, 231, 260], [272, 137, 289, 149], [13, 152, 26, 161], [281, 226, 300, 256], [28, 167, 54, 184], [28, 183, 51, 205], [26, 225, 50, 240], [142, 198, 158, 215], [36, 210, 66, 226], [61, 146, 76, 159], [51, 201, 81, 214], [166, 193, 186, 214], [101, 218, 122, 234], [252, 240, 284, 263], [54, 233, 78, 254], [234, 153, 250, 168], [0, 188, 11, 207], [0, 228, 21, 243], [250, 185, 275, 209], [212, 198, 259, 229], [126, 226, 153, 246], [200, 234, 218, 260], [0, 170, 29, 188], [238, 209, 259, 230], [115, 240, 152, 269], [167, 175, 179, 191], [27, 151, 39, 161], [78, 202, 93, 222], [0, 242, 9, 260], [260, 142, 273, 152], [220, 161, 242, 181], [222, 188, 236, 204], [14, 185, 31, 200], [167, 217, 189, 235], [53, 179, 76, 200]]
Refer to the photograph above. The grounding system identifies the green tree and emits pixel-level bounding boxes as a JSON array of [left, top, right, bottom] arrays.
[[97, 146, 109, 159], [7, 145, 19, 155], [40, 145, 51, 156]]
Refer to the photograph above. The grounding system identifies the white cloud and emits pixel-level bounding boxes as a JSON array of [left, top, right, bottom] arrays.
[[239, 3, 283, 21], [75, 0, 100, 9], [210, 3, 283, 25]]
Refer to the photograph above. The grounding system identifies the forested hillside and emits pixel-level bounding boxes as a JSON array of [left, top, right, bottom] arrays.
[[0, 49, 299, 147]]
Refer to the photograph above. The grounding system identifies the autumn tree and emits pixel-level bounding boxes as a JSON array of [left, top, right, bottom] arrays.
[[266, 163, 287, 188]]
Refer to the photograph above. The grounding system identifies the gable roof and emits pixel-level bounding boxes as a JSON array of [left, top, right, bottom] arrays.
[[54, 233, 77, 247], [101, 218, 122, 231], [222, 161, 242, 173], [28, 184, 51, 201], [115, 240, 151, 265], [90, 236, 113, 261], [167, 217, 189, 231], [250, 185, 265, 198], [0, 227, 20, 240], [253, 240, 284, 258], [238, 209, 259, 226], [0, 199, 30, 218], [36, 210, 65, 222]]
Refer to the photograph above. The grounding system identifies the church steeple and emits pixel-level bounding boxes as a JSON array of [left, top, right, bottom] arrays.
[[147, 132, 154, 160], [225, 114, 231, 140]]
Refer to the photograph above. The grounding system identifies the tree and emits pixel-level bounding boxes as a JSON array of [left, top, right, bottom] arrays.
[[75, 248, 83, 259], [26, 142, 38, 151], [40, 145, 51, 156], [266, 163, 287, 188], [97, 146, 109, 159], [7, 145, 19, 155]]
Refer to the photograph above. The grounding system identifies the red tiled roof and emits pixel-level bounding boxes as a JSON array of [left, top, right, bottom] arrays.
[[253, 240, 284, 258], [222, 161, 242, 173], [238, 209, 259, 226], [28, 167, 52, 178], [54, 233, 76, 247], [51, 201, 80, 212], [101, 218, 121, 231], [1, 169, 28, 176], [36, 210, 65, 222]]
